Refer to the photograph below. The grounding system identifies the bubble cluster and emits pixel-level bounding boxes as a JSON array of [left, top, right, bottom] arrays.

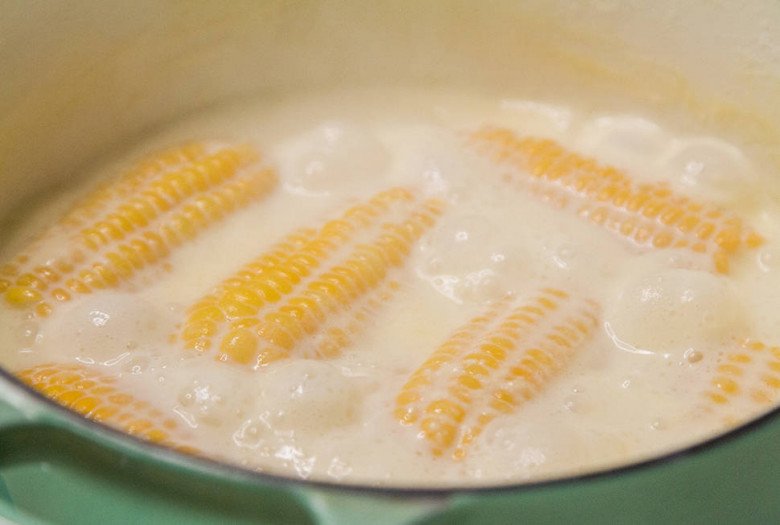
[[606, 267, 746, 357], [419, 214, 524, 303], [277, 121, 389, 195], [663, 137, 757, 206], [257, 360, 366, 432], [39, 294, 168, 363], [576, 115, 670, 181]]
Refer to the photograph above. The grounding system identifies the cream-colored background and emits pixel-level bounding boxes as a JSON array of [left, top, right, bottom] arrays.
[[1, 0, 779, 213]]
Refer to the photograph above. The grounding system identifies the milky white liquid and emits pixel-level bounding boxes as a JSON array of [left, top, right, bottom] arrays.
[[1, 87, 779, 487]]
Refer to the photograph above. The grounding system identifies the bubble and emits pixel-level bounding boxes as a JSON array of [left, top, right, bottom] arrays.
[[606, 267, 747, 357], [661, 137, 757, 207], [326, 457, 354, 481], [577, 115, 671, 180], [177, 379, 227, 427], [467, 419, 598, 480], [419, 214, 525, 303], [277, 121, 389, 195], [758, 249, 774, 273], [274, 444, 316, 479], [259, 360, 366, 432], [551, 244, 575, 270], [392, 127, 480, 200], [499, 100, 573, 136], [39, 294, 170, 363], [684, 348, 704, 364], [562, 393, 590, 414], [233, 417, 270, 450], [14, 320, 39, 347], [121, 354, 155, 375]]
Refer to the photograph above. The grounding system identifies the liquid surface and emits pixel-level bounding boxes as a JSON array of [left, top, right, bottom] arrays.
[[1, 87, 779, 487]]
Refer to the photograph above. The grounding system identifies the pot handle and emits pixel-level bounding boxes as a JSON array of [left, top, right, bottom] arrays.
[[0, 371, 47, 433], [298, 487, 448, 525], [0, 395, 31, 430], [0, 384, 46, 523]]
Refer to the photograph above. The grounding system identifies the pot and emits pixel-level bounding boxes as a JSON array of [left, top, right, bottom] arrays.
[[1, 1, 779, 523]]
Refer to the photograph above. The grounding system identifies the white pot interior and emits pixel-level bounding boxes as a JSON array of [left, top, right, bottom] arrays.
[[1, 0, 779, 217]]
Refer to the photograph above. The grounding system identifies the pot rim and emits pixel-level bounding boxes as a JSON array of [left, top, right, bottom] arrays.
[[1, 363, 775, 497]]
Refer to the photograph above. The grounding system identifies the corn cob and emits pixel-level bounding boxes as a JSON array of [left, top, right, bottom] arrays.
[[395, 288, 599, 459], [16, 363, 195, 453], [180, 187, 415, 353], [1, 143, 277, 316], [0, 143, 207, 284], [467, 127, 764, 274], [305, 279, 401, 360], [705, 338, 780, 409], [180, 187, 443, 368]]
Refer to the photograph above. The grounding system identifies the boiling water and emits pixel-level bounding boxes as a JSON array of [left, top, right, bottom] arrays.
[[1, 87, 778, 486]]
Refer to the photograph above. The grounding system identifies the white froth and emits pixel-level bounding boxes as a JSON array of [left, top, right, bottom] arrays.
[[0, 87, 777, 487]]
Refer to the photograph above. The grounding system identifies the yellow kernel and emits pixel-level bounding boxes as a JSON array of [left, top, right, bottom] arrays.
[[708, 392, 729, 405], [220, 329, 258, 364], [763, 375, 780, 389], [5, 286, 42, 306], [426, 399, 466, 423], [713, 377, 739, 395]]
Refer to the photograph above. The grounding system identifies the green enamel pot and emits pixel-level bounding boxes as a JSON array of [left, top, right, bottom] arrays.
[[2, 1, 780, 523]]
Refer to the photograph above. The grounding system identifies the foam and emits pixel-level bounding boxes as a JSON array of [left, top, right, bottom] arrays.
[[0, 87, 776, 486]]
